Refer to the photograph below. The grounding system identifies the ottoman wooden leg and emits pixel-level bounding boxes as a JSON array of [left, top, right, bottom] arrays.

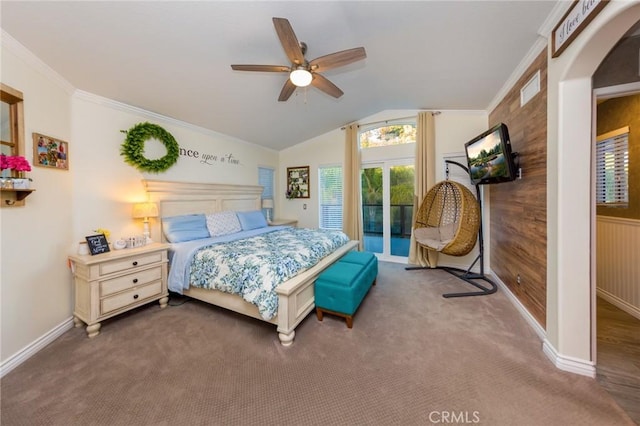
[[345, 316, 353, 329], [316, 308, 324, 322]]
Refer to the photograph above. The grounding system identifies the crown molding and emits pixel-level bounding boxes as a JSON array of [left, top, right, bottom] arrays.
[[486, 1, 573, 114], [73, 90, 276, 152], [538, 1, 574, 37], [486, 37, 548, 114], [1, 29, 75, 95], [1, 28, 271, 152]]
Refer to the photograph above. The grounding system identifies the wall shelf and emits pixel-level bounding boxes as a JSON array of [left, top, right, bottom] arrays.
[[1, 188, 35, 206]]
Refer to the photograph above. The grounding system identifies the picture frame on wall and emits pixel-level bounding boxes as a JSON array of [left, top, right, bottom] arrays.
[[286, 166, 310, 199], [32, 133, 69, 170]]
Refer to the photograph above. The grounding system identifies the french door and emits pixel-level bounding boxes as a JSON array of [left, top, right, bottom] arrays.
[[361, 160, 414, 262]]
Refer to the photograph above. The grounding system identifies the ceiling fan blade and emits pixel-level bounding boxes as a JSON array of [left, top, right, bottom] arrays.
[[278, 79, 297, 102], [273, 17, 305, 65], [231, 65, 290, 72], [311, 73, 344, 98], [309, 47, 366, 72]]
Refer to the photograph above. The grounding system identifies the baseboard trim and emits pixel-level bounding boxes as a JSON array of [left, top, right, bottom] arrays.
[[542, 339, 596, 378], [489, 271, 596, 377], [597, 288, 640, 321], [0, 317, 74, 378], [490, 271, 546, 341]]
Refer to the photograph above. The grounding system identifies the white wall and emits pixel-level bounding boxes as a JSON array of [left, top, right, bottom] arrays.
[[1, 36, 74, 366], [596, 216, 640, 319], [277, 128, 343, 229], [0, 33, 278, 373], [70, 92, 278, 246], [433, 111, 488, 270], [545, 0, 640, 374], [278, 109, 488, 232]]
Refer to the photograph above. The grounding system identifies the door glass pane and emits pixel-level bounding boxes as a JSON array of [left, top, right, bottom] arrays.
[[390, 165, 414, 257], [361, 167, 383, 253]]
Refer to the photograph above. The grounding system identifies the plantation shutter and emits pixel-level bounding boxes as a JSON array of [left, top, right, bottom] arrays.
[[319, 166, 343, 230], [596, 127, 629, 206]]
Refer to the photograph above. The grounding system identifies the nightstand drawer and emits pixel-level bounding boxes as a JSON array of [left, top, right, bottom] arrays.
[[99, 252, 164, 276], [100, 266, 163, 297], [101, 281, 163, 315]]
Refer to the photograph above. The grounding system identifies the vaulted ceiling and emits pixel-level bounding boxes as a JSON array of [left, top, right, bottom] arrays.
[[1, 1, 560, 150]]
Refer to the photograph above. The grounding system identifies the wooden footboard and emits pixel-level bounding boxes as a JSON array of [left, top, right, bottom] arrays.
[[184, 240, 358, 345], [143, 179, 359, 346]]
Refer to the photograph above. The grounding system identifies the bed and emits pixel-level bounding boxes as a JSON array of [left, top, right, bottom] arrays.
[[144, 179, 359, 346]]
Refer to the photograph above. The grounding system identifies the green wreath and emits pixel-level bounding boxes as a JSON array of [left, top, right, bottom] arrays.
[[120, 122, 179, 173]]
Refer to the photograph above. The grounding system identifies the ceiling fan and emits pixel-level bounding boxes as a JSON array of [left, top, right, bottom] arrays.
[[231, 17, 366, 102]]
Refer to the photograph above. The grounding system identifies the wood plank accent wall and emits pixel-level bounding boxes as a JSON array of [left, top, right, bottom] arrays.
[[488, 49, 547, 327]]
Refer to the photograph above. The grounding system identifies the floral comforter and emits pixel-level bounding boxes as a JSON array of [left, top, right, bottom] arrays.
[[189, 228, 350, 320]]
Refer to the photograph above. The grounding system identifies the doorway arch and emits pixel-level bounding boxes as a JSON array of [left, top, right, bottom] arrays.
[[545, 2, 640, 375]]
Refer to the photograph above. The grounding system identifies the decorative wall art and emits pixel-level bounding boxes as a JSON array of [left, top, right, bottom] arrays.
[[551, 0, 609, 58], [120, 122, 179, 173], [286, 166, 310, 199], [33, 133, 69, 170]]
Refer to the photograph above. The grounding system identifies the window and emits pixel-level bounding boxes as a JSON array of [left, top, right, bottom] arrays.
[[258, 166, 274, 216], [359, 123, 416, 149], [596, 127, 629, 207], [1, 83, 25, 161], [318, 166, 342, 230]]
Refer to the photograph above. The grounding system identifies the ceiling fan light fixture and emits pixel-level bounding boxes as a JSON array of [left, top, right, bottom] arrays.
[[290, 68, 312, 87]]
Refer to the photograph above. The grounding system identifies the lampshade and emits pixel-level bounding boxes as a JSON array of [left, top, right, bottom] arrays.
[[132, 202, 159, 219], [290, 68, 312, 87], [262, 199, 274, 209]]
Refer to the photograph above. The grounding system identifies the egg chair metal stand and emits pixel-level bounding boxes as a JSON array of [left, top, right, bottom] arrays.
[[406, 160, 497, 298]]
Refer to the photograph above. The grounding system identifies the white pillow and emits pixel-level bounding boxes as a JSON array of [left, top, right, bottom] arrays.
[[206, 211, 242, 237]]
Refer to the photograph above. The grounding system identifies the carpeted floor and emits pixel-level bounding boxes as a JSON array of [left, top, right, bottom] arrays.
[[1, 262, 634, 425]]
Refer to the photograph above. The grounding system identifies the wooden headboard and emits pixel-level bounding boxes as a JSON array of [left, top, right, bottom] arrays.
[[143, 180, 263, 243]]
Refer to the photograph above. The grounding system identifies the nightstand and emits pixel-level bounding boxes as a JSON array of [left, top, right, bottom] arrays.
[[68, 242, 170, 338], [269, 218, 298, 227]]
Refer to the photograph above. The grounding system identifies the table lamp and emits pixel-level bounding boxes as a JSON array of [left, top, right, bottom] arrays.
[[262, 199, 274, 223], [132, 202, 159, 244]]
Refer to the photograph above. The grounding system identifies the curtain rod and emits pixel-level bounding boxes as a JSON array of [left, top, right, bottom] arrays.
[[341, 111, 440, 130]]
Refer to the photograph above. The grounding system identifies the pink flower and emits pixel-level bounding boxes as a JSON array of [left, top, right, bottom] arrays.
[[0, 155, 31, 172]]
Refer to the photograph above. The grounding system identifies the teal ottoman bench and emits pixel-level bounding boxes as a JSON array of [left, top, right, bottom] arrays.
[[315, 251, 378, 328]]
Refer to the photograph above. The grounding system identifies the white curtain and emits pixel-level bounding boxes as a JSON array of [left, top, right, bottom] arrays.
[[408, 112, 438, 266], [343, 123, 363, 250]]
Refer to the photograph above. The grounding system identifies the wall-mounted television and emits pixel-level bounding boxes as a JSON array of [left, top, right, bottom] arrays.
[[464, 123, 518, 185]]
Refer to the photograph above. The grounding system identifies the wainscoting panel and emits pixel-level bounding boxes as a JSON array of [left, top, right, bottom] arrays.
[[596, 216, 640, 319]]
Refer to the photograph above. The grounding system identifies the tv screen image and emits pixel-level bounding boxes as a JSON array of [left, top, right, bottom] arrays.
[[464, 123, 517, 185]]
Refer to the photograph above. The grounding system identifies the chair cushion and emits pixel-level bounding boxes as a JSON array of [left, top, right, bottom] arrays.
[[414, 222, 458, 251]]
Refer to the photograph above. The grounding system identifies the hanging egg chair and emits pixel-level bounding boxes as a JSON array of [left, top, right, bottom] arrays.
[[413, 180, 480, 257]]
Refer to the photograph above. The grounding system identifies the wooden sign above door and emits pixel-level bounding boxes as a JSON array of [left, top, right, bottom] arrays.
[[552, 0, 609, 58]]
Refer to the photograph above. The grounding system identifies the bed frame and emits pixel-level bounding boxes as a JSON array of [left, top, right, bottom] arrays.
[[143, 180, 358, 346]]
